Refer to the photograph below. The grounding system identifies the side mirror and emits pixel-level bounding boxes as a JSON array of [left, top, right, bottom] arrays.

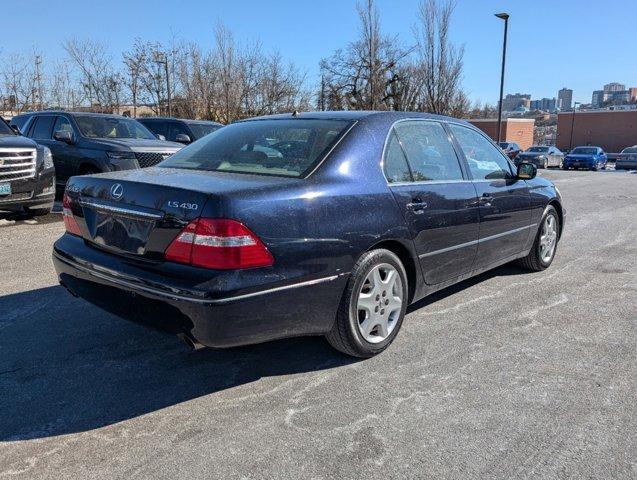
[[156, 134, 166, 141], [54, 130, 75, 145], [175, 133, 191, 144], [517, 162, 537, 180]]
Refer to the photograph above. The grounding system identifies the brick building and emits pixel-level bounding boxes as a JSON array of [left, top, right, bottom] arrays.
[[468, 118, 535, 150], [557, 110, 637, 152]]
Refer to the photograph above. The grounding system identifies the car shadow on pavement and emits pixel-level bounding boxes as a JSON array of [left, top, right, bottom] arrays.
[[407, 263, 533, 313], [1, 263, 533, 442], [0, 285, 359, 442]]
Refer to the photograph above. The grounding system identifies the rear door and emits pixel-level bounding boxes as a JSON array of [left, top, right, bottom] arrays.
[[448, 124, 532, 269], [384, 120, 479, 285]]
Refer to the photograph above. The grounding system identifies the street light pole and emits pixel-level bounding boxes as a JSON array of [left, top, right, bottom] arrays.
[[569, 101, 581, 151], [495, 13, 509, 143]]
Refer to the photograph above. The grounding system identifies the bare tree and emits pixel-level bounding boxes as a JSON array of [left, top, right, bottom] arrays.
[[63, 39, 113, 107], [320, 0, 410, 110], [409, 0, 467, 116]]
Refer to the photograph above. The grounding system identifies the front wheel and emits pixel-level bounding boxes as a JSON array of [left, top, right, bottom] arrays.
[[326, 249, 408, 358], [517, 205, 560, 271]]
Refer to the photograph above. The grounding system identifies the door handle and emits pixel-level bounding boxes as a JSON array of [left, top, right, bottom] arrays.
[[406, 200, 427, 213], [480, 194, 494, 206]]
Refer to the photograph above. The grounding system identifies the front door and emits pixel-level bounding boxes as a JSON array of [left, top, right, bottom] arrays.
[[50, 115, 81, 184], [448, 124, 532, 269], [384, 120, 480, 285]]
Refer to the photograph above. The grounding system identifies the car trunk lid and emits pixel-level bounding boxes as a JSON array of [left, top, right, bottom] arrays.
[[64, 167, 298, 259]]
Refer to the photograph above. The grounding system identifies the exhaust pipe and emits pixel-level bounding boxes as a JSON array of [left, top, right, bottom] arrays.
[[177, 333, 206, 351]]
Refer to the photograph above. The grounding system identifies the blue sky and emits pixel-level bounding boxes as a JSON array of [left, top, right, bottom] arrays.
[[4, 0, 636, 105]]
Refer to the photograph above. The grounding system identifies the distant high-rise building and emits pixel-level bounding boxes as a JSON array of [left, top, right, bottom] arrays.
[[558, 88, 573, 110], [604, 82, 626, 93], [530, 97, 559, 112], [501, 93, 531, 112], [592, 90, 604, 108], [629, 88, 637, 103]]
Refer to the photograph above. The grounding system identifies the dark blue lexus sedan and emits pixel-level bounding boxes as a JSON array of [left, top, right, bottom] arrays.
[[562, 146, 607, 171], [53, 112, 564, 357]]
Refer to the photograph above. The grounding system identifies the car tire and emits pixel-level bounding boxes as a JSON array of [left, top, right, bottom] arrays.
[[26, 207, 52, 217], [517, 205, 560, 272], [542, 158, 548, 169], [326, 249, 408, 358]]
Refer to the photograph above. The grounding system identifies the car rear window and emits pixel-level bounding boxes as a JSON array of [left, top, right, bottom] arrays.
[[571, 147, 598, 155], [159, 119, 353, 178]]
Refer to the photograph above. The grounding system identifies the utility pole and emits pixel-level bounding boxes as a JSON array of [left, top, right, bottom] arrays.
[[153, 52, 171, 117], [569, 101, 581, 151], [34, 55, 43, 110], [495, 13, 509, 143], [320, 74, 325, 111]]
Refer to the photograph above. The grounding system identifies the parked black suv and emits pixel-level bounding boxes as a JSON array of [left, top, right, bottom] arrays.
[[15, 112, 182, 191], [138, 117, 222, 144], [0, 118, 55, 215]]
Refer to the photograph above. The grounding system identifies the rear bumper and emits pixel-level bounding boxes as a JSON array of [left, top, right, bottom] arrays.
[[52, 237, 348, 348], [615, 161, 637, 170]]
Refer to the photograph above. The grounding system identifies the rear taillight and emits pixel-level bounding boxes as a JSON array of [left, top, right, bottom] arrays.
[[62, 193, 81, 236], [165, 218, 274, 270]]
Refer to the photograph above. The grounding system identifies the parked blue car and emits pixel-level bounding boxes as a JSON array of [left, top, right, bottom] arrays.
[[53, 111, 565, 358], [562, 146, 607, 171]]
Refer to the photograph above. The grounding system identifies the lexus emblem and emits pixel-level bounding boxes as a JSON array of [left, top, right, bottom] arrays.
[[110, 183, 124, 200]]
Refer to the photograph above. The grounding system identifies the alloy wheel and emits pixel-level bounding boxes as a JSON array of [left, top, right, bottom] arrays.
[[539, 214, 558, 263], [356, 263, 403, 344]]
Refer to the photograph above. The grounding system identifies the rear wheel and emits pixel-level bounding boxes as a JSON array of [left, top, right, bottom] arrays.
[[326, 249, 408, 358], [517, 205, 560, 271]]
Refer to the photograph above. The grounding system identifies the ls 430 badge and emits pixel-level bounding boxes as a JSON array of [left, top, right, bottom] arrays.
[[167, 201, 199, 210]]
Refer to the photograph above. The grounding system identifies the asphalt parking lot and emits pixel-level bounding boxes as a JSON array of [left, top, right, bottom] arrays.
[[1, 169, 635, 479]]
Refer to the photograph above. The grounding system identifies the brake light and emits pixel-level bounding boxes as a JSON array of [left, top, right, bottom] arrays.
[[165, 218, 274, 270], [62, 193, 82, 236]]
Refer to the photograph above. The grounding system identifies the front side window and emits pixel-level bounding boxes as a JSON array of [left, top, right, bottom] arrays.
[[528, 146, 549, 153], [74, 115, 156, 140], [393, 121, 463, 181], [188, 123, 221, 140], [160, 119, 352, 178], [53, 116, 74, 135], [168, 122, 190, 141], [0, 119, 14, 136], [31, 116, 56, 140], [449, 124, 513, 180]]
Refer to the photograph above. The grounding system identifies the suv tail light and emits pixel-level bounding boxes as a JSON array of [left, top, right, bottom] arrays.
[[62, 193, 81, 236], [165, 218, 274, 270]]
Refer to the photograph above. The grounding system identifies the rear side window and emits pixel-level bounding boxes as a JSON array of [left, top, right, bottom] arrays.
[[393, 121, 463, 181], [449, 124, 513, 180], [383, 131, 412, 183], [160, 119, 353, 178], [30, 116, 56, 140]]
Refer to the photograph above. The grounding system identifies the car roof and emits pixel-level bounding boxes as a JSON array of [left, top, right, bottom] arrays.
[[239, 110, 467, 124], [139, 117, 223, 126], [21, 110, 137, 119]]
